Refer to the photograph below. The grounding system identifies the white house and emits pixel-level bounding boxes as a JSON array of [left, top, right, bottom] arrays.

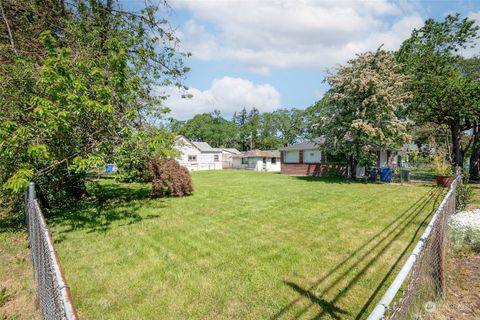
[[221, 148, 241, 168], [175, 135, 222, 171], [232, 149, 281, 172]]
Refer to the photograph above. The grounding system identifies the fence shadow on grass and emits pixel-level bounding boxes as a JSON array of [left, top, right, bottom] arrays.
[[272, 186, 444, 320], [46, 181, 164, 240]]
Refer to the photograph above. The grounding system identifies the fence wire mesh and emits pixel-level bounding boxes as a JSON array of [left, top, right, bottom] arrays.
[[25, 183, 78, 320], [383, 178, 458, 320]]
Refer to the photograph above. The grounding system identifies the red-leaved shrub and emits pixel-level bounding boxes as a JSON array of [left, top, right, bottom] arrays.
[[148, 158, 193, 197]]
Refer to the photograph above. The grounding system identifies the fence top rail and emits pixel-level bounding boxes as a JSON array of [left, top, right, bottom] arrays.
[[27, 182, 79, 320], [367, 176, 459, 320]]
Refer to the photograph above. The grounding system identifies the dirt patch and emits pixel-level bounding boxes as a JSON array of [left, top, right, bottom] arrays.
[[429, 251, 480, 320], [0, 231, 39, 320]]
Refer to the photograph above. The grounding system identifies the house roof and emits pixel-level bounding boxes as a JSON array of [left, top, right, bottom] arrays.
[[279, 137, 325, 151], [191, 141, 215, 152], [222, 148, 241, 154], [176, 135, 221, 153], [233, 149, 280, 158]]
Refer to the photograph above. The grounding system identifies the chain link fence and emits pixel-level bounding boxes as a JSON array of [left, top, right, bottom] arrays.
[[368, 176, 460, 320], [25, 182, 78, 320]]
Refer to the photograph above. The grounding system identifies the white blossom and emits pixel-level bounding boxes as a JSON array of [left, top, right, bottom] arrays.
[[449, 210, 480, 250]]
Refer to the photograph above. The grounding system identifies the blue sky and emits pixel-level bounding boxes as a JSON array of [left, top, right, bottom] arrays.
[[123, 1, 480, 120]]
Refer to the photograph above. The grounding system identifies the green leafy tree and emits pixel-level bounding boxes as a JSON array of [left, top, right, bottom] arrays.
[[257, 112, 282, 150], [458, 56, 480, 179], [243, 107, 261, 150], [0, 0, 188, 208], [179, 111, 239, 147], [115, 128, 178, 183], [232, 107, 250, 150], [396, 14, 480, 169], [272, 109, 308, 146], [318, 48, 412, 178]]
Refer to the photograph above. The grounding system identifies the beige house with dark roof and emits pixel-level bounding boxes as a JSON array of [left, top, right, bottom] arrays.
[[231, 149, 281, 172]]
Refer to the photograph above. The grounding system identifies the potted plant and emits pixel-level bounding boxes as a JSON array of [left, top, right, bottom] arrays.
[[432, 154, 453, 187]]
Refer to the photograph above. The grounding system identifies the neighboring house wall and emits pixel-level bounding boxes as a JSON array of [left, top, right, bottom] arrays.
[[281, 150, 348, 177], [221, 149, 240, 169], [303, 149, 322, 163], [175, 136, 222, 171], [266, 157, 281, 172], [232, 156, 280, 172], [357, 150, 401, 178]]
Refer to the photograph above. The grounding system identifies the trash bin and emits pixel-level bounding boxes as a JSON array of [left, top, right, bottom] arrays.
[[105, 164, 114, 173], [379, 167, 392, 182], [367, 168, 378, 182], [400, 169, 410, 182]]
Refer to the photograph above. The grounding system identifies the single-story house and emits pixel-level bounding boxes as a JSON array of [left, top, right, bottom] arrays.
[[355, 145, 403, 177], [175, 135, 222, 171], [232, 149, 281, 172], [280, 138, 407, 177], [280, 138, 348, 176], [221, 148, 241, 168]]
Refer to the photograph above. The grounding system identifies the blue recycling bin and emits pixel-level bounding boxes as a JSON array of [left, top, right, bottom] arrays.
[[105, 164, 114, 173], [379, 167, 392, 182]]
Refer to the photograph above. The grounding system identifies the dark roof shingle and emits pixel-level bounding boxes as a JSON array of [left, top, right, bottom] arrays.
[[279, 137, 325, 151]]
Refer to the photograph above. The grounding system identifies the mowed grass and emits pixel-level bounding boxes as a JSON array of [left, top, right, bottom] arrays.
[[48, 171, 443, 320], [0, 211, 39, 320]]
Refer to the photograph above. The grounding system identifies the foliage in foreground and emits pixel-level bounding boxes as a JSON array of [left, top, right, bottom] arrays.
[[149, 158, 193, 197], [115, 129, 179, 183], [0, 0, 188, 209], [397, 14, 480, 169]]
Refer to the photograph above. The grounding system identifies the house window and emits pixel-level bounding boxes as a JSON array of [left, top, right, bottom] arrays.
[[263, 157, 266, 163], [188, 155, 197, 162], [241, 157, 248, 164], [284, 151, 300, 163], [214, 154, 219, 162], [303, 150, 321, 163], [271, 157, 276, 164]]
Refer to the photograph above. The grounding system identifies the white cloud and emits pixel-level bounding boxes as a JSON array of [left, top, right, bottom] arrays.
[[171, 0, 424, 72], [162, 77, 281, 120], [461, 11, 480, 58]]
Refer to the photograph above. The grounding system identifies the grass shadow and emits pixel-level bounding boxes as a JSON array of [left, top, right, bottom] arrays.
[[0, 209, 25, 234], [272, 186, 443, 319], [46, 181, 164, 240], [291, 176, 352, 184]]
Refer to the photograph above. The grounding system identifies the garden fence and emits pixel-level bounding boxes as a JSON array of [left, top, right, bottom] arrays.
[[25, 182, 78, 320], [368, 176, 460, 320]]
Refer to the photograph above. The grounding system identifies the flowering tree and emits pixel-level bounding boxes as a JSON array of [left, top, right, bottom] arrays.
[[315, 48, 412, 178]]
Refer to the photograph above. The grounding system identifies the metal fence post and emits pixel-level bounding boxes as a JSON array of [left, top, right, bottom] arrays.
[[28, 181, 36, 202]]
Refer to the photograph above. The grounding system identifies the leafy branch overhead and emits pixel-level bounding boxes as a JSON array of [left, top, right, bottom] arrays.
[[0, 0, 188, 207]]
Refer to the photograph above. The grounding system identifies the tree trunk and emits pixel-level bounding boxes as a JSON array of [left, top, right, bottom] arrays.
[[350, 147, 359, 180], [450, 123, 464, 170], [470, 123, 480, 180], [349, 155, 356, 180]]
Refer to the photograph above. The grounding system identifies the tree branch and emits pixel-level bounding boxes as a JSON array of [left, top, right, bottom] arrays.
[[0, 1, 17, 54]]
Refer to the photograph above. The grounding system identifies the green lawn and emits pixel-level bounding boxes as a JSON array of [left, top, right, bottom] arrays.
[[0, 212, 39, 320], [48, 171, 443, 320]]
